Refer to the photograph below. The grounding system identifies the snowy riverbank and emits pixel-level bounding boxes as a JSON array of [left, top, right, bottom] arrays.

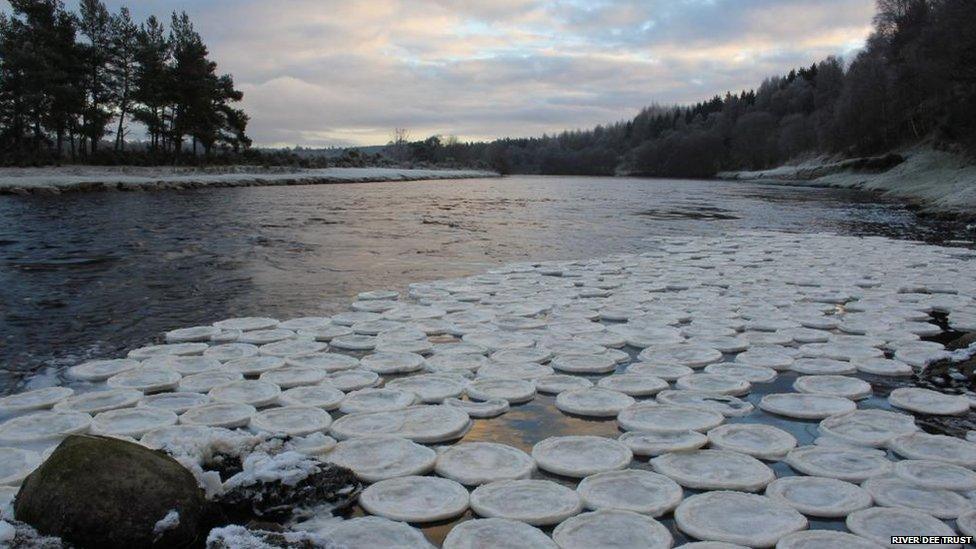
[[718, 148, 976, 220], [0, 166, 499, 195]]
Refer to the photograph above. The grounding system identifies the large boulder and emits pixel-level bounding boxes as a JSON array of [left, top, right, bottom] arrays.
[[15, 435, 207, 548]]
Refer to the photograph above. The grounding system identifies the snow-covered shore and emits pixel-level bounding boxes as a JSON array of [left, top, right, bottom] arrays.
[[718, 148, 976, 219], [0, 166, 499, 195]]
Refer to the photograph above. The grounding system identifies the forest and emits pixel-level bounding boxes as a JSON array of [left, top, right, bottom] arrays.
[[0, 0, 249, 165], [391, 0, 976, 177]]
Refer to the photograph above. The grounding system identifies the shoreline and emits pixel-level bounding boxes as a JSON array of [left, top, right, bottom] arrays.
[[717, 148, 976, 221], [0, 166, 499, 196]]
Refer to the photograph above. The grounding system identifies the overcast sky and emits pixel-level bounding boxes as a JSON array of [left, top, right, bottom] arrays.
[[13, 0, 876, 147]]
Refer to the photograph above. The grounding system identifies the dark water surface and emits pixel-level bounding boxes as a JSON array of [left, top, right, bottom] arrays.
[[0, 175, 968, 391]]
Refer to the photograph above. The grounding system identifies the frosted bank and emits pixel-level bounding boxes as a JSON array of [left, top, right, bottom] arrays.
[[0, 166, 499, 195]]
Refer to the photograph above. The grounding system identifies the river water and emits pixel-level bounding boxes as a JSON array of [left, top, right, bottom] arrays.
[[0, 175, 969, 392]]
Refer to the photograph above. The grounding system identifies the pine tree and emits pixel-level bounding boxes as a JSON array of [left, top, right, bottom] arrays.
[[78, 0, 113, 155], [109, 6, 138, 152]]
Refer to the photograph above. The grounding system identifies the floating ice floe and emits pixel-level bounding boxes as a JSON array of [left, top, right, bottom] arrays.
[[476, 361, 553, 380], [792, 375, 872, 400], [775, 530, 883, 549], [706, 424, 797, 461], [674, 373, 750, 396], [278, 385, 345, 410], [576, 469, 682, 516], [325, 436, 436, 482], [209, 380, 281, 407], [888, 432, 976, 468], [469, 479, 582, 526], [137, 392, 210, 413], [625, 362, 693, 381], [861, 476, 969, 519], [249, 406, 332, 436], [618, 404, 724, 432], [887, 387, 971, 415], [443, 398, 509, 418], [434, 442, 535, 485], [338, 388, 417, 414], [0, 447, 41, 485], [763, 476, 872, 518], [651, 449, 775, 491], [617, 430, 708, 456], [552, 509, 673, 549], [0, 387, 74, 415], [655, 390, 754, 417], [532, 436, 632, 478], [330, 405, 471, 443], [179, 402, 257, 428], [0, 411, 90, 445], [323, 369, 380, 391], [674, 491, 807, 547], [892, 459, 976, 490], [465, 378, 535, 403], [845, 507, 959, 549], [818, 410, 920, 447], [785, 446, 893, 482], [359, 475, 469, 522], [534, 375, 593, 394], [759, 393, 856, 419], [442, 518, 556, 549], [66, 358, 140, 381], [555, 388, 635, 417]]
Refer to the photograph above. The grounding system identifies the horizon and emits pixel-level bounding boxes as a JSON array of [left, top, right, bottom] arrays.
[[2, 0, 875, 148]]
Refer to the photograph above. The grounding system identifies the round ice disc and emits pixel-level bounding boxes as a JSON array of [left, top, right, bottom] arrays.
[[818, 410, 918, 447], [330, 405, 471, 443], [249, 405, 332, 437], [637, 344, 722, 368], [576, 469, 682, 516], [889, 432, 976, 467], [178, 371, 243, 393], [734, 348, 794, 370], [106, 367, 181, 392], [137, 392, 210, 414], [287, 353, 360, 372], [330, 334, 378, 351], [703, 363, 778, 383], [625, 362, 694, 381], [764, 476, 872, 518], [618, 404, 724, 433], [53, 389, 142, 414], [651, 449, 775, 491], [425, 353, 487, 375], [706, 423, 797, 460], [322, 516, 432, 548], [435, 442, 535, 486], [277, 317, 332, 331], [359, 475, 469, 523], [535, 375, 593, 394], [258, 365, 328, 389], [775, 530, 881, 549], [385, 374, 467, 403], [0, 386, 74, 414], [552, 509, 673, 549], [655, 390, 754, 417], [477, 362, 553, 380], [675, 374, 750, 396], [179, 402, 256, 428], [127, 343, 208, 360], [297, 324, 354, 342], [442, 518, 556, 549], [258, 339, 327, 358], [853, 357, 913, 377], [323, 369, 380, 392], [91, 407, 177, 437], [237, 328, 295, 345], [466, 378, 535, 404], [893, 459, 976, 491], [555, 388, 635, 417], [888, 387, 970, 415], [143, 356, 222, 376], [279, 384, 345, 410], [443, 398, 509, 418], [208, 380, 281, 407], [213, 317, 279, 331], [596, 374, 668, 396], [326, 436, 436, 482], [793, 375, 872, 400], [221, 356, 285, 376], [785, 446, 893, 482], [164, 325, 221, 343], [790, 358, 857, 375], [469, 479, 582, 526], [550, 354, 617, 374], [0, 411, 90, 444], [67, 359, 140, 381], [861, 476, 969, 519], [0, 447, 41, 485], [339, 388, 417, 414], [846, 507, 957, 548], [360, 352, 425, 374], [532, 436, 632, 478], [618, 430, 707, 457], [674, 491, 807, 547], [203, 343, 259, 361], [758, 393, 856, 420]]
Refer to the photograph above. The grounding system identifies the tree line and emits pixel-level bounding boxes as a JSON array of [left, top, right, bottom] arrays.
[[0, 0, 249, 165], [388, 0, 976, 177]]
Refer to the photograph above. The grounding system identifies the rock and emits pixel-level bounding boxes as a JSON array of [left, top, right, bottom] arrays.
[[15, 434, 207, 549], [218, 452, 361, 521]]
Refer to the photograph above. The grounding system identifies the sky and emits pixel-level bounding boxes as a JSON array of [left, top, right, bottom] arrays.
[[9, 0, 877, 147]]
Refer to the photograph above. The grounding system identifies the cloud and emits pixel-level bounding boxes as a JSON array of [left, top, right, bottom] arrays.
[[9, 0, 876, 146]]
